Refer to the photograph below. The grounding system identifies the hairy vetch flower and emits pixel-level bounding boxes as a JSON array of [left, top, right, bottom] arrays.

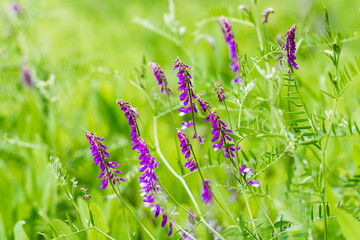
[[12, 2, 20, 13], [284, 25, 299, 71], [219, 17, 242, 84], [197, 94, 212, 114], [208, 112, 240, 163], [149, 61, 172, 96], [174, 57, 197, 116], [86, 132, 125, 189], [201, 179, 213, 205], [239, 164, 260, 188], [117, 99, 173, 235], [178, 129, 198, 172], [213, 83, 226, 103], [181, 121, 193, 130]]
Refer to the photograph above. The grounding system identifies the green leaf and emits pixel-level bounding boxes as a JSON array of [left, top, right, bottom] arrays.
[[88, 202, 110, 240], [336, 208, 360, 240], [320, 90, 336, 99], [352, 144, 360, 174], [50, 219, 79, 240], [14, 221, 29, 240]]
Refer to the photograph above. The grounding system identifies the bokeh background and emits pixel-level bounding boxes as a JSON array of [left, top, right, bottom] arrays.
[[1, 0, 360, 239]]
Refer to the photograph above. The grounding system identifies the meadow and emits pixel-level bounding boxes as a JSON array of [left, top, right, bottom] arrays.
[[1, 0, 360, 239]]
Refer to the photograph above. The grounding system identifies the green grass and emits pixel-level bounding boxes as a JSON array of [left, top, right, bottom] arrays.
[[1, 0, 360, 239]]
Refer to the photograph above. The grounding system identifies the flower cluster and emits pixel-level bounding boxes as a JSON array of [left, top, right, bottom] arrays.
[[207, 112, 240, 163], [239, 165, 260, 187], [117, 99, 173, 236], [284, 25, 299, 72], [201, 179, 213, 205], [197, 94, 212, 114], [174, 57, 197, 116], [219, 17, 242, 84], [177, 129, 197, 172], [86, 131, 125, 189], [213, 83, 225, 103], [149, 61, 172, 96]]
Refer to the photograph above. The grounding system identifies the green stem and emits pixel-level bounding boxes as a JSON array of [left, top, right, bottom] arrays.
[[166, 95, 185, 175], [239, 181, 259, 239], [200, 217, 226, 240], [321, 98, 337, 240], [153, 116, 202, 215]]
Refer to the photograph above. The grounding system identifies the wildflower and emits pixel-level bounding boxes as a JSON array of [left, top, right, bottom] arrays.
[[213, 83, 226, 103], [248, 179, 260, 187], [197, 94, 212, 114], [12, 2, 19, 13], [21, 65, 33, 87], [81, 188, 91, 200], [192, 133, 205, 144], [117, 99, 173, 235], [149, 61, 172, 96], [86, 132, 125, 189], [261, 8, 274, 23], [174, 57, 197, 116], [201, 179, 213, 205], [239, 164, 260, 188], [208, 112, 240, 163], [177, 129, 198, 172], [284, 25, 299, 71], [181, 121, 193, 130], [219, 17, 242, 84]]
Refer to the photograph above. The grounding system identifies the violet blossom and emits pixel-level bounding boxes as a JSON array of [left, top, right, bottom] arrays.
[[149, 61, 172, 96], [181, 121, 193, 130], [86, 132, 125, 189], [239, 164, 260, 188], [12, 2, 19, 13], [219, 17, 243, 84], [174, 57, 197, 116], [117, 99, 173, 235], [177, 129, 197, 172], [213, 82, 225, 103], [284, 25, 299, 72], [201, 179, 213, 205]]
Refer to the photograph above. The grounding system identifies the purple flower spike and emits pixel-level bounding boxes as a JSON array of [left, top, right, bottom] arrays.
[[219, 17, 242, 84], [174, 57, 197, 116], [149, 61, 172, 96], [201, 179, 213, 205], [118, 100, 174, 235], [284, 25, 299, 72], [213, 83, 226, 103], [86, 132, 125, 189], [178, 129, 198, 172], [197, 94, 212, 113]]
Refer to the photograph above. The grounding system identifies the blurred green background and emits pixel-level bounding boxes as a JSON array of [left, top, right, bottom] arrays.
[[1, 0, 360, 239]]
